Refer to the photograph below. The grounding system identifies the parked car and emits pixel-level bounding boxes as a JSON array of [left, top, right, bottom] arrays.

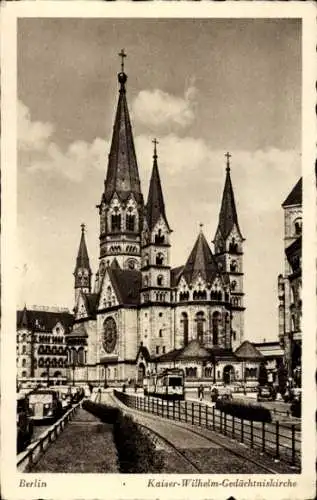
[[17, 395, 33, 453], [28, 389, 63, 423], [50, 386, 72, 412], [257, 385, 276, 402]]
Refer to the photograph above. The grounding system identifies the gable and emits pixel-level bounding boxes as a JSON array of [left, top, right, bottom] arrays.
[[75, 292, 89, 320], [98, 271, 119, 310]]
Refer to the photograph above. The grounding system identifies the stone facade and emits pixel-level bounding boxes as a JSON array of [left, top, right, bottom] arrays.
[[16, 306, 73, 383], [278, 179, 302, 385]]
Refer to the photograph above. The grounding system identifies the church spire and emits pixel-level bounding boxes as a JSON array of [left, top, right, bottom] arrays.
[[74, 224, 92, 302], [146, 139, 170, 231], [215, 152, 242, 241], [103, 50, 142, 205]]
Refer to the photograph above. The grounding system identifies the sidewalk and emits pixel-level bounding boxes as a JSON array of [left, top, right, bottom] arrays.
[[29, 407, 118, 472]]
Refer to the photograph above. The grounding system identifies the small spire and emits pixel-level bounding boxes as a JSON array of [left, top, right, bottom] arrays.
[[225, 151, 231, 172], [199, 223, 204, 233], [118, 49, 127, 88], [152, 138, 159, 159], [81, 223, 85, 234]]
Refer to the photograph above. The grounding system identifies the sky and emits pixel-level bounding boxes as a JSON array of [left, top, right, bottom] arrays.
[[17, 18, 301, 342]]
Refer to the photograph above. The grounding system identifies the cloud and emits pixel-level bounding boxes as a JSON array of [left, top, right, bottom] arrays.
[[18, 100, 54, 151], [132, 85, 197, 129], [27, 138, 107, 182], [18, 101, 108, 182]]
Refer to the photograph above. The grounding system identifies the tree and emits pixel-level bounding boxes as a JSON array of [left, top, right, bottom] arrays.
[[258, 361, 268, 386]]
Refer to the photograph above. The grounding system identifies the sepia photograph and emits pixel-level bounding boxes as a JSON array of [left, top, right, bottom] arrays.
[[1, 3, 316, 500]]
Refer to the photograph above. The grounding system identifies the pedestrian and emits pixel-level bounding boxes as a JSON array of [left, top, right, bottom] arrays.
[[197, 385, 201, 400], [201, 385, 204, 399], [199, 384, 203, 401]]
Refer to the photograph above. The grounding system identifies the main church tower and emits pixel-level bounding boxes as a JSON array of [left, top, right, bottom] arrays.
[[97, 50, 144, 278]]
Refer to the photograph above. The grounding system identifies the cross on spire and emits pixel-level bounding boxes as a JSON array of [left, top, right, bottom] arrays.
[[199, 223, 204, 232], [225, 151, 232, 171], [118, 49, 127, 73], [152, 138, 159, 157], [81, 223, 86, 233]]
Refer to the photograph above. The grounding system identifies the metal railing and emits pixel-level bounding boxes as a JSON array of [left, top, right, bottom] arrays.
[[114, 391, 300, 468], [17, 402, 82, 472]]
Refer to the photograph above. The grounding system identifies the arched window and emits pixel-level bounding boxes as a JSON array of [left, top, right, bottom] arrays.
[[126, 213, 135, 232], [51, 358, 57, 368], [22, 334, 26, 342], [45, 358, 50, 367], [181, 312, 189, 346], [22, 371, 27, 378], [157, 275, 163, 286], [154, 229, 165, 244], [195, 311, 205, 342], [229, 238, 238, 253], [230, 260, 238, 272], [22, 358, 26, 368], [293, 218, 302, 236], [231, 280, 237, 291], [204, 367, 212, 378], [78, 347, 85, 366], [58, 359, 64, 368], [38, 358, 44, 368], [143, 275, 149, 287], [111, 213, 121, 232], [212, 311, 221, 345], [71, 348, 77, 366], [156, 253, 164, 265]]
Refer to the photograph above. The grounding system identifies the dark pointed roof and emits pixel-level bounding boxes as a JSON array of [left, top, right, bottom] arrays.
[[282, 178, 302, 207], [67, 323, 88, 339], [146, 144, 170, 231], [182, 230, 219, 285], [107, 268, 142, 306], [153, 340, 236, 362], [171, 266, 184, 287], [103, 70, 143, 205], [177, 339, 211, 360], [216, 162, 242, 240], [20, 306, 29, 328], [17, 308, 74, 332], [74, 224, 91, 274], [234, 340, 263, 360]]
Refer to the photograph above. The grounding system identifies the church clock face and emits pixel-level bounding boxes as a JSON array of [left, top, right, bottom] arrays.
[[103, 317, 117, 353]]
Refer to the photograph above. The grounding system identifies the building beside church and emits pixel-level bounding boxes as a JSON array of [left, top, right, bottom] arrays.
[[278, 178, 302, 386], [67, 56, 267, 388], [16, 306, 73, 383]]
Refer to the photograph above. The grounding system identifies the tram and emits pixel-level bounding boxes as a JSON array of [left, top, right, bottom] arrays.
[[143, 368, 185, 400]]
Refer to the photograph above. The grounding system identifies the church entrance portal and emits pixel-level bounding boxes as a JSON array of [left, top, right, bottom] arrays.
[[223, 365, 235, 385], [137, 363, 146, 384]]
